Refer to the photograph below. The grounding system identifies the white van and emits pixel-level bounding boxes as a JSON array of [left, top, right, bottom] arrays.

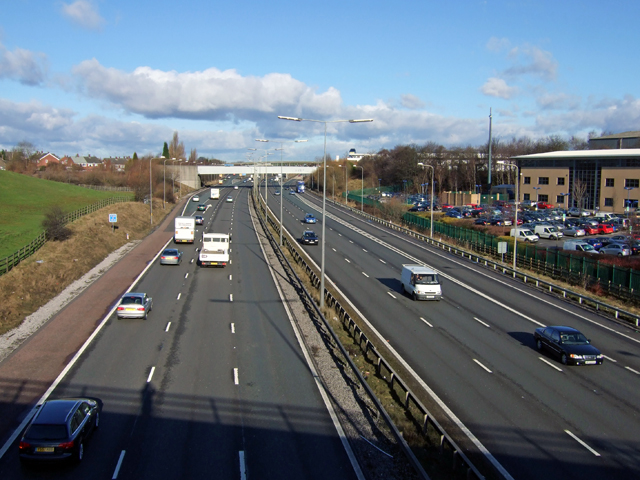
[[594, 212, 615, 222], [562, 241, 595, 253], [510, 228, 539, 242], [534, 225, 563, 239], [401, 265, 442, 301]]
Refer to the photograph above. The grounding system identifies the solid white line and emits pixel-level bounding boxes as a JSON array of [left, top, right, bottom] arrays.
[[474, 317, 490, 328], [177, 293, 181, 300], [379, 259, 386, 264], [239, 450, 247, 480], [146, 366, 155, 383], [387, 292, 396, 299], [165, 322, 171, 332], [625, 366, 640, 375], [602, 355, 617, 363], [230, 294, 233, 302], [362, 272, 369, 278], [539, 357, 563, 372], [231, 323, 235, 333], [234, 368, 239, 385], [473, 359, 493, 373], [112, 450, 126, 479], [420, 317, 433, 327], [565, 430, 601, 456], [184, 273, 188, 278], [345, 258, 351, 263]]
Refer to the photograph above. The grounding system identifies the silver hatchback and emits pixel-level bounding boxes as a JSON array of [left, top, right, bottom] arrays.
[[116, 293, 153, 319], [599, 243, 631, 257]]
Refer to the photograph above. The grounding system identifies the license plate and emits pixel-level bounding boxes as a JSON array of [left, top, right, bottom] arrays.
[[426, 296, 434, 299], [126, 308, 135, 311], [585, 361, 596, 364], [36, 447, 54, 453]]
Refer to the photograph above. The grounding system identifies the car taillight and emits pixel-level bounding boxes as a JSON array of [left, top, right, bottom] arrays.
[[19, 441, 30, 450], [117, 306, 125, 311], [58, 441, 74, 450], [161, 256, 166, 259], [137, 307, 145, 311]]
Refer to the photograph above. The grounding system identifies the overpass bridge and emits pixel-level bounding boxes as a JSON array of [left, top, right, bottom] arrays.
[[174, 164, 316, 189]]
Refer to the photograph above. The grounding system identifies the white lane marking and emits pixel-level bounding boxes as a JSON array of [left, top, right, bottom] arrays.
[[538, 357, 563, 372], [379, 259, 386, 264], [603, 355, 617, 363], [184, 273, 188, 279], [332, 248, 337, 252], [387, 292, 396, 299], [231, 323, 235, 334], [474, 317, 490, 328], [362, 249, 368, 252], [177, 293, 181, 300], [229, 275, 233, 280], [146, 366, 155, 383], [420, 317, 433, 327], [239, 451, 247, 480], [473, 359, 493, 373], [362, 272, 369, 278], [338, 233, 342, 236], [345, 258, 351, 263], [190, 258, 194, 264], [565, 430, 601, 456], [230, 294, 233, 302], [349, 240, 354, 243], [165, 322, 171, 332], [234, 368, 239, 385], [625, 366, 640, 375], [112, 450, 126, 479]]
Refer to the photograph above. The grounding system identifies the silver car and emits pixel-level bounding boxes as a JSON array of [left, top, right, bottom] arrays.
[[599, 243, 631, 257], [116, 293, 153, 319], [563, 226, 586, 237], [160, 248, 183, 265]]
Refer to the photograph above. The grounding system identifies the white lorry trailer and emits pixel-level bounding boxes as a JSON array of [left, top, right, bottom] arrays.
[[199, 233, 230, 267], [174, 216, 196, 244], [211, 188, 220, 200]]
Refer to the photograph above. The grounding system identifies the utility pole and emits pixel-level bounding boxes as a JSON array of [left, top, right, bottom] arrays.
[[488, 108, 493, 187]]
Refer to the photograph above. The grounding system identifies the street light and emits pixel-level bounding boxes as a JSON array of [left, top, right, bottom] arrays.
[[255, 138, 307, 246], [149, 156, 154, 225], [418, 162, 434, 238], [498, 161, 519, 269], [162, 156, 167, 209], [356, 165, 364, 212], [533, 187, 541, 208], [279, 115, 373, 308], [625, 186, 635, 222]]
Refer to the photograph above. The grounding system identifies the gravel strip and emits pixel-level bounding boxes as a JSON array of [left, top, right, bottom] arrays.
[[0, 241, 140, 363]]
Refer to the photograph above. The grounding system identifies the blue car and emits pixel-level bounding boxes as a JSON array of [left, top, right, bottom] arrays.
[[304, 213, 317, 224], [583, 238, 603, 251]]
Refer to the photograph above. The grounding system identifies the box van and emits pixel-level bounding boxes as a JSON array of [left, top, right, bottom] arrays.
[[534, 225, 563, 239], [401, 265, 442, 301], [562, 241, 595, 253], [510, 228, 539, 242], [594, 212, 615, 222]]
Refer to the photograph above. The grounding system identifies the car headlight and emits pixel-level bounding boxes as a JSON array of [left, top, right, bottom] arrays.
[[569, 354, 583, 359], [597, 354, 604, 359]]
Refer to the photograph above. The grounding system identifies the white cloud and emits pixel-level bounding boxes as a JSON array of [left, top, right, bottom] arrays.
[[0, 43, 47, 85], [400, 94, 425, 109], [505, 45, 557, 81], [61, 1, 105, 30], [536, 92, 581, 111], [480, 77, 518, 99]]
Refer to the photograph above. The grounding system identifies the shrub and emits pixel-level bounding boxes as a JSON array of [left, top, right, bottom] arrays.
[[42, 206, 72, 241]]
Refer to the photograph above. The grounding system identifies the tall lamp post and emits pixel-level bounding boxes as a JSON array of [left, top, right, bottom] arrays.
[[356, 165, 364, 212], [625, 186, 635, 224], [149, 156, 154, 225], [533, 187, 541, 208], [162, 156, 167, 209], [418, 162, 434, 238], [498, 161, 519, 269], [255, 138, 307, 246], [279, 115, 373, 308]]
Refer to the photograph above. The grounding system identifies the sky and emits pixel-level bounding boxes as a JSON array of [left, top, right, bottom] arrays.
[[1, 0, 640, 162]]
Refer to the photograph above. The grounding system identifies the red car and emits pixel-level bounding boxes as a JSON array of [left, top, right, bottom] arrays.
[[584, 225, 599, 235], [536, 201, 553, 209], [597, 224, 614, 234]]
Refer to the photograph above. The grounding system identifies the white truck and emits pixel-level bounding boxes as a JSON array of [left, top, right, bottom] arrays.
[[510, 227, 539, 242], [199, 233, 230, 267], [174, 216, 196, 244], [210, 188, 220, 200]]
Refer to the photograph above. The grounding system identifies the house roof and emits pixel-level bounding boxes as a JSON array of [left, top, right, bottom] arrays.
[[512, 149, 640, 160]]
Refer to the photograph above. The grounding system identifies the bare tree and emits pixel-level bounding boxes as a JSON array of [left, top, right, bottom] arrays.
[[572, 179, 588, 212], [189, 148, 197, 163], [169, 131, 186, 160]]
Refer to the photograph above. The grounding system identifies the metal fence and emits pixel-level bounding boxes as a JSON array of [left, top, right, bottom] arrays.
[[0, 196, 131, 276]]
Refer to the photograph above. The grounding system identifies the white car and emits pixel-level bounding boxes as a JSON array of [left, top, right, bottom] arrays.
[[226, 196, 233, 203], [234, 186, 238, 190], [192, 195, 200, 202]]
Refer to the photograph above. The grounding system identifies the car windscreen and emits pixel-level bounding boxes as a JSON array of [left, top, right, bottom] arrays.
[[560, 333, 589, 345], [25, 424, 68, 440], [415, 274, 439, 285]]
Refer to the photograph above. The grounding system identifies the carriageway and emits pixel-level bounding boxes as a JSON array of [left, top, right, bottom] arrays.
[[175, 164, 316, 189]]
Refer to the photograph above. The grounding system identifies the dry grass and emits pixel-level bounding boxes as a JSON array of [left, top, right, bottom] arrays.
[[0, 200, 172, 335]]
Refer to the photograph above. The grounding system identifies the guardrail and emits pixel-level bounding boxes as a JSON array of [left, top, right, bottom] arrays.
[[0, 196, 131, 276], [254, 194, 486, 480]]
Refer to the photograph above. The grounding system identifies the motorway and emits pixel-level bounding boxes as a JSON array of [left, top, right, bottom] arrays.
[[0, 185, 359, 479], [265, 181, 640, 480]]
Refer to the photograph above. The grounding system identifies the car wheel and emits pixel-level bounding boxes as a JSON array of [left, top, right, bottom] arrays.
[[618, 253, 623, 257], [536, 339, 543, 351], [412, 292, 417, 301], [75, 441, 84, 463], [144, 311, 148, 320], [561, 352, 568, 365]]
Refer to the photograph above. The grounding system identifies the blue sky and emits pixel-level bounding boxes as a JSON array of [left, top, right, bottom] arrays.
[[1, 0, 639, 161]]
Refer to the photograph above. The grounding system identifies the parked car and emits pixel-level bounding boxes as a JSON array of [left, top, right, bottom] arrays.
[[160, 248, 183, 265], [599, 243, 631, 256], [195, 215, 204, 225], [304, 213, 317, 224], [597, 224, 614, 234], [568, 207, 590, 217], [19, 398, 100, 463], [533, 326, 603, 366], [610, 234, 631, 243], [474, 217, 490, 225], [300, 230, 319, 245], [582, 238, 603, 251], [445, 211, 463, 219], [409, 206, 426, 212], [116, 293, 153, 319], [582, 224, 599, 235]]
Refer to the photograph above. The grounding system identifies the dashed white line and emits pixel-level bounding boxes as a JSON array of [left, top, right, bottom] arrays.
[[565, 430, 601, 456], [234, 368, 239, 385], [177, 293, 181, 300], [379, 259, 386, 264], [184, 273, 188, 279], [362, 272, 369, 278], [362, 249, 368, 252], [603, 355, 617, 363], [538, 357, 563, 372], [146, 366, 155, 383], [239, 450, 247, 480], [332, 248, 337, 252], [387, 292, 396, 299], [474, 317, 490, 328], [112, 450, 126, 479], [165, 322, 171, 332], [231, 323, 235, 333], [420, 317, 433, 327], [473, 359, 493, 373], [229, 275, 233, 280], [190, 259, 194, 264], [625, 366, 640, 375], [349, 240, 354, 243], [345, 258, 351, 263], [230, 294, 234, 302]]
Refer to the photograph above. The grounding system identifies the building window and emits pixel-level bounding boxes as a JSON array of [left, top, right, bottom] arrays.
[[557, 177, 565, 186], [605, 178, 614, 187], [539, 194, 549, 203], [625, 179, 639, 188], [523, 193, 530, 201], [556, 195, 566, 203], [523, 177, 531, 185], [538, 177, 549, 185], [604, 198, 613, 207]]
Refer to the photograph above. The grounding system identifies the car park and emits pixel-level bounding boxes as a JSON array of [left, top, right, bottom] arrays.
[[160, 248, 183, 265], [192, 195, 200, 202], [195, 215, 204, 225], [116, 293, 153, 319], [533, 326, 603, 365], [599, 243, 631, 256], [474, 217, 489, 225], [582, 224, 599, 235], [197, 204, 206, 211], [300, 230, 319, 245], [597, 223, 614, 234], [610, 234, 631, 243], [19, 398, 100, 463], [445, 211, 464, 219], [304, 213, 317, 224], [562, 241, 595, 252], [568, 207, 590, 217], [226, 196, 233, 203]]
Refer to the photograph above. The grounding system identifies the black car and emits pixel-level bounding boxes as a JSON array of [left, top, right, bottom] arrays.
[[197, 204, 207, 211], [408, 206, 426, 212], [195, 215, 204, 225], [19, 398, 100, 463], [533, 326, 603, 366], [474, 217, 489, 225], [300, 230, 319, 245]]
